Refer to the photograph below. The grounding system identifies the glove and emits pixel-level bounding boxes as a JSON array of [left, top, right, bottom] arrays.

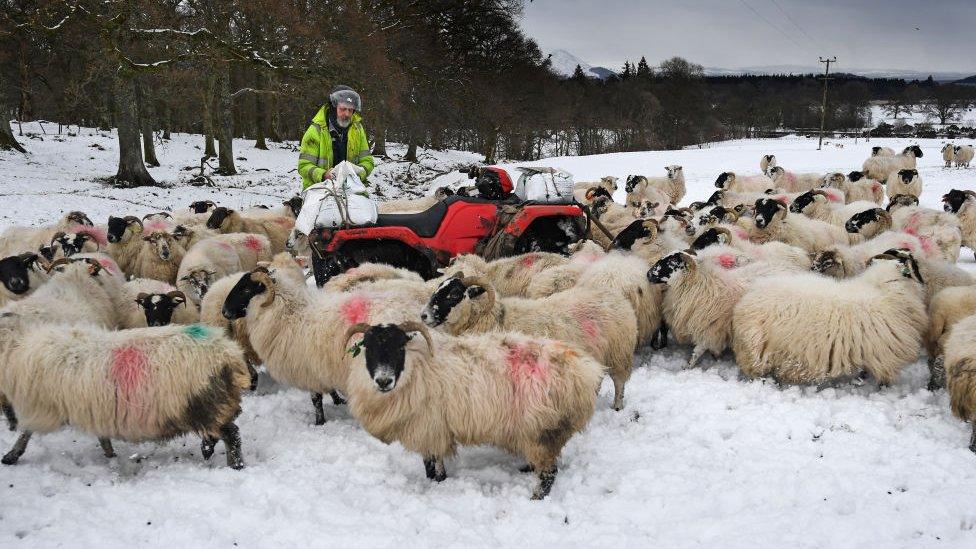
[[353, 164, 366, 178]]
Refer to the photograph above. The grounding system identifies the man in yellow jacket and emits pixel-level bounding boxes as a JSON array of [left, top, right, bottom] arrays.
[[298, 85, 374, 190]]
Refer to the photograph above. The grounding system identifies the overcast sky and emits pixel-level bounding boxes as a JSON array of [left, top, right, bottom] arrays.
[[521, 0, 976, 74]]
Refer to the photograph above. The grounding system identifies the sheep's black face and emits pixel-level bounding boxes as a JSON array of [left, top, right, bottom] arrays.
[[753, 199, 782, 229], [790, 191, 817, 214], [66, 211, 93, 226], [704, 190, 724, 206], [361, 324, 410, 393], [585, 186, 613, 202], [284, 196, 304, 217], [690, 228, 727, 250], [906, 145, 923, 158], [189, 200, 216, 214], [714, 172, 731, 189], [647, 253, 688, 284], [37, 244, 55, 262], [898, 169, 918, 183], [106, 216, 128, 243], [611, 220, 654, 250], [811, 251, 840, 274], [625, 175, 644, 194], [206, 207, 232, 230], [137, 293, 185, 327], [872, 146, 882, 156], [847, 171, 865, 182], [0, 255, 31, 295], [421, 277, 485, 327], [222, 273, 265, 320], [887, 194, 918, 211], [845, 209, 881, 234], [943, 189, 969, 213], [54, 233, 91, 257]]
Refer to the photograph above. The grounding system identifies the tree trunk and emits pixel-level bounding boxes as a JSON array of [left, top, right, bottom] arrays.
[[0, 71, 26, 152], [137, 80, 160, 167], [18, 41, 32, 121], [216, 66, 237, 175], [404, 139, 418, 162], [113, 72, 156, 187], [202, 73, 217, 156], [372, 121, 387, 157], [254, 73, 268, 150], [161, 101, 171, 140]]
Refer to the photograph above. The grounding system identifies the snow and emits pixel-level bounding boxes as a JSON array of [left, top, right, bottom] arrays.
[[547, 49, 610, 80], [869, 104, 976, 128], [2, 124, 976, 547]]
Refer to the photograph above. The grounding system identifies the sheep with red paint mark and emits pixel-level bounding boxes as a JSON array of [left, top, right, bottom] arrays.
[[0, 317, 250, 468], [690, 227, 812, 270], [648, 250, 801, 368], [524, 240, 608, 299], [846, 204, 961, 263], [176, 233, 273, 305], [751, 198, 850, 253], [221, 263, 430, 424], [205, 206, 293, 254], [323, 262, 425, 293], [439, 252, 569, 297], [0, 211, 95, 259], [342, 322, 603, 499], [714, 171, 776, 194], [766, 166, 824, 193], [821, 172, 883, 205], [422, 272, 637, 410], [789, 190, 877, 231]]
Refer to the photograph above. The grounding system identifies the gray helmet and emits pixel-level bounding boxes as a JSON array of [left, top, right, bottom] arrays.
[[330, 85, 362, 112]]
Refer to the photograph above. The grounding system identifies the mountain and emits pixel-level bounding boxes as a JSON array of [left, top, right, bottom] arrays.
[[703, 64, 972, 82], [956, 75, 976, 86], [546, 49, 613, 80]]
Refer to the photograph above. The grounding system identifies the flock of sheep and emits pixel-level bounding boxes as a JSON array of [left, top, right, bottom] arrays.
[[1, 141, 975, 500]]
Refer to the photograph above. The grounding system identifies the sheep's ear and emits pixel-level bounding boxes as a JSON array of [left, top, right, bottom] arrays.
[[135, 293, 150, 305], [451, 270, 464, 280], [465, 286, 486, 299]]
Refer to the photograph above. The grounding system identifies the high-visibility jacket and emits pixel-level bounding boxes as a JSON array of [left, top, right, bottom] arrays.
[[298, 106, 374, 190]]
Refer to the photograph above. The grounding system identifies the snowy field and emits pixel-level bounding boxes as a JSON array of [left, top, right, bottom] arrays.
[[2, 125, 976, 547]]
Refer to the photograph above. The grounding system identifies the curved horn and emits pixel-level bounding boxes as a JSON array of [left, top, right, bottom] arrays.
[[249, 270, 277, 308], [122, 215, 144, 230], [342, 322, 372, 354], [45, 257, 72, 273], [681, 251, 697, 276], [964, 190, 976, 200], [167, 290, 187, 307], [397, 321, 435, 355], [712, 226, 734, 242], [135, 292, 150, 303], [50, 231, 66, 247], [459, 274, 497, 311]]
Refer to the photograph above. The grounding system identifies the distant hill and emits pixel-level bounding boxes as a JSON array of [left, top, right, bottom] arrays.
[[956, 75, 976, 86], [547, 49, 612, 80]]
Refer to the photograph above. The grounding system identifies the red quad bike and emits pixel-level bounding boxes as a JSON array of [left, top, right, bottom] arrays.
[[309, 166, 589, 286]]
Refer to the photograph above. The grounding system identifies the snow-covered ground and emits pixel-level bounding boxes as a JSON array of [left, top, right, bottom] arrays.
[[869, 103, 976, 128], [2, 125, 976, 547]]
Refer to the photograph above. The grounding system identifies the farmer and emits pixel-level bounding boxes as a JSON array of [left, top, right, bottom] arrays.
[[298, 85, 374, 189]]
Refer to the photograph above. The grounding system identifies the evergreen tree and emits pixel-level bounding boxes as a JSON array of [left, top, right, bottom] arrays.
[[636, 56, 652, 77]]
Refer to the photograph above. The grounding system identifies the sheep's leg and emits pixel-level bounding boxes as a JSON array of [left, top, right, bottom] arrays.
[[611, 374, 626, 412], [2, 431, 32, 465], [329, 389, 347, 406], [969, 424, 976, 454], [219, 421, 245, 470], [201, 436, 218, 460], [650, 322, 669, 350], [246, 363, 258, 391], [311, 392, 326, 425], [1, 401, 16, 431], [518, 464, 535, 473], [532, 466, 558, 500], [686, 346, 705, 369], [928, 357, 946, 391], [423, 456, 447, 482], [98, 438, 116, 458]]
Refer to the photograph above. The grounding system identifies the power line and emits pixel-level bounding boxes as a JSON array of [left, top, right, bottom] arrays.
[[737, 0, 812, 57], [767, 0, 825, 52]]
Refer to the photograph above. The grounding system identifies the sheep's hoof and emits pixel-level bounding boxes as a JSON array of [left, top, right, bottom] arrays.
[[1, 453, 19, 465], [201, 437, 217, 460], [329, 390, 347, 406], [519, 464, 535, 473], [531, 468, 557, 500], [98, 438, 116, 459]]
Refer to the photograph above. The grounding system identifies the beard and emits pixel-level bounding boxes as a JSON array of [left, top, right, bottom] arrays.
[[336, 114, 352, 128]]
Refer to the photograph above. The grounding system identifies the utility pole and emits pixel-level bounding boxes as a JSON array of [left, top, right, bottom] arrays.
[[818, 56, 836, 151]]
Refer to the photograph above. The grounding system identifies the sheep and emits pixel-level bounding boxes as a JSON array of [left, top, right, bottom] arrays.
[[625, 165, 686, 205], [438, 252, 569, 298], [926, 286, 976, 390], [872, 146, 895, 157], [118, 278, 198, 328], [130, 231, 186, 285], [246, 196, 304, 220], [647, 250, 798, 368], [886, 169, 922, 200], [846, 205, 961, 263], [752, 198, 850, 252], [732, 251, 927, 386], [0, 317, 250, 468], [523, 242, 608, 299], [811, 232, 932, 279], [942, 313, 976, 453], [49, 230, 100, 259], [174, 200, 218, 227], [954, 145, 974, 168], [766, 166, 823, 193], [176, 233, 273, 305], [943, 144, 957, 168], [106, 215, 147, 276], [943, 189, 976, 259], [789, 190, 877, 228], [205, 207, 293, 254], [690, 227, 811, 270], [878, 247, 972, 304], [0, 212, 101, 259], [221, 265, 431, 425], [0, 253, 48, 309], [342, 322, 603, 499], [323, 261, 424, 293], [421, 273, 637, 410], [861, 145, 922, 181], [822, 172, 883, 204], [572, 176, 618, 204], [2, 258, 121, 330], [609, 219, 686, 267], [714, 171, 776, 193], [171, 224, 217, 252], [760, 154, 777, 174]]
